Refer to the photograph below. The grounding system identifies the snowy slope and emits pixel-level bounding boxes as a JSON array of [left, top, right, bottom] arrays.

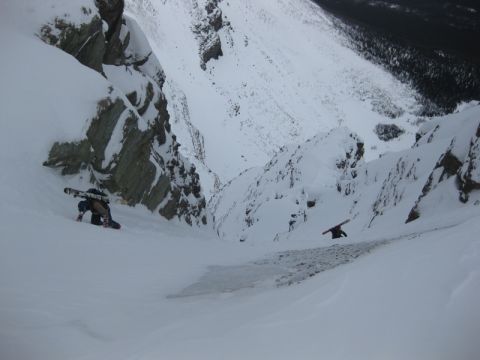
[[211, 105, 480, 243], [1, 50, 479, 357], [211, 127, 364, 241], [2, 0, 208, 224], [1, 1, 479, 359], [1, 181, 480, 360], [125, 0, 424, 195]]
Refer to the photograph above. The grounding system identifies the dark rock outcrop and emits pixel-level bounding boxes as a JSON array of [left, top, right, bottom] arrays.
[[405, 143, 460, 223], [95, 0, 124, 41], [200, 36, 223, 69], [40, 15, 105, 73], [192, 0, 224, 70], [406, 119, 480, 223], [98, 0, 130, 65], [206, 0, 223, 31], [374, 123, 405, 142], [458, 125, 480, 202]]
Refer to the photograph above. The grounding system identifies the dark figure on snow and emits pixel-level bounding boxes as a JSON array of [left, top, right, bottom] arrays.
[[77, 189, 121, 229], [329, 225, 347, 239]]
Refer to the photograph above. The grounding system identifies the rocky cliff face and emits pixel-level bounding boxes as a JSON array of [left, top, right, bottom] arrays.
[[211, 105, 480, 242], [407, 109, 480, 222], [459, 125, 480, 202], [41, 0, 207, 225], [192, 0, 225, 70]]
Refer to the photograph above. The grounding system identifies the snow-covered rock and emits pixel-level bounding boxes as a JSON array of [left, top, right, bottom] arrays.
[[458, 126, 480, 202], [38, 0, 207, 224], [212, 105, 480, 242], [374, 123, 405, 141], [407, 106, 480, 221], [194, 0, 224, 70]]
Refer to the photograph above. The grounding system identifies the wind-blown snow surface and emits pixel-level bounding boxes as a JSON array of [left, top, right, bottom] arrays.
[[1, 2, 480, 360], [125, 0, 423, 195]]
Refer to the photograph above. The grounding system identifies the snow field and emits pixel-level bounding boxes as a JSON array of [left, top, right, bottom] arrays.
[[125, 0, 423, 194], [3, 198, 479, 360], [0, 1, 479, 359]]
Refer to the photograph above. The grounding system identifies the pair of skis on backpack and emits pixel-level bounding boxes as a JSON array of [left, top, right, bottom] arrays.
[[322, 219, 350, 235], [64, 187, 109, 202]]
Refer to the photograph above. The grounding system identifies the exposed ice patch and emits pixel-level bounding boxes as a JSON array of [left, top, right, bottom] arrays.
[[169, 239, 389, 297], [271, 240, 389, 286], [169, 264, 288, 298]]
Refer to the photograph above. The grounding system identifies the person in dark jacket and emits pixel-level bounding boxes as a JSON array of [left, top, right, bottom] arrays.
[[76, 189, 121, 229], [329, 225, 347, 239]]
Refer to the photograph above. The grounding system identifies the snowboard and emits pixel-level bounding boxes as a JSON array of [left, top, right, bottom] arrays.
[[64, 187, 110, 203], [322, 219, 350, 235]]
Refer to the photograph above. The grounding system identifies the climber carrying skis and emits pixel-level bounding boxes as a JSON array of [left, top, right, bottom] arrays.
[[322, 219, 349, 239], [72, 188, 121, 229], [328, 225, 347, 239]]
